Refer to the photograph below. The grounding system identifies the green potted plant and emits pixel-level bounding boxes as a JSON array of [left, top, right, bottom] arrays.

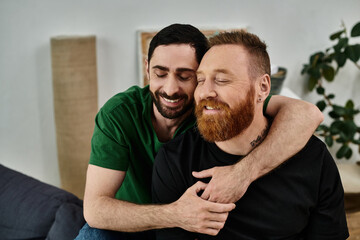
[[301, 21, 360, 161]]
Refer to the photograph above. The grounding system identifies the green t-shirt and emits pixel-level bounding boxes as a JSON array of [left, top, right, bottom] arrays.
[[89, 85, 196, 204]]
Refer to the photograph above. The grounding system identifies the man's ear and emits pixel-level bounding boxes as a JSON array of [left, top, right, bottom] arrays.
[[145, 58, 150, 81], [257, 74, 271, 102]]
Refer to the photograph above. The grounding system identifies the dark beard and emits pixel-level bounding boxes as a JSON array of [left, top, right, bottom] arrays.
[[150, 90, 193, 119], [195, 87, 255, 142]]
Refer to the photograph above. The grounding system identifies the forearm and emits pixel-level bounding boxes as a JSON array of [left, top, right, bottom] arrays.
[[243, 98, 323, 181], [84, 196, 174, 232]]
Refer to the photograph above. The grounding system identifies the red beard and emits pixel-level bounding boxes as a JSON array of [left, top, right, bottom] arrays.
[[195, 87, 255, 142]]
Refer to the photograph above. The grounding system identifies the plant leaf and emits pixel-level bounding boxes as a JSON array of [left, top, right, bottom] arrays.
[[310, 52, 324, 67], [352, 109, 360, 115], [316, 86, 325, 94], [301, 64, 310, 75], [345, 100, 354, 109], [308, 76, 318, 91], [330, 30, 345, 40], [333, 105, 347, 116], [336, 120, 357, 141], [330, 120, 342, 134], [336, 144, 351, 159], [344, 120, 357, 138], [325, 135, 333, 147], [351, 22, 360, 37], [308, 66, 321, 79], [335, 52, 347, 67], [345, 45, 360, 62], [345, 147, 353, 159], [317, 124, 329, 132], [336, 136, 346, 143], [328, 94, 335, 99], [322, 65, 335, 81], [334, 38, 348, 53], [353, 44, 360, 60], [316, 100, 327, 111], [329, 111, 340, 119]]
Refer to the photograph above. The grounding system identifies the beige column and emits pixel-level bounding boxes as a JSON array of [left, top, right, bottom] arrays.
[[51, 36, 98, 199]]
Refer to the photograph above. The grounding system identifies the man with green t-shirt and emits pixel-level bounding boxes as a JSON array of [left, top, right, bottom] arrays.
[[76, 24, 323, 239]]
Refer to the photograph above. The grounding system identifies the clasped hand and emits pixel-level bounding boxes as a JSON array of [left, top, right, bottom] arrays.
[[192, 163, 251, 203]]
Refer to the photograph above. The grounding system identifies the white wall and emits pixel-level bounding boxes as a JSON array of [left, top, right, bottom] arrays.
[[1, 0, 359, 187]]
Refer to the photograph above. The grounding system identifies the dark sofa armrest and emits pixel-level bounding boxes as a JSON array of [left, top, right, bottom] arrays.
[[0, 164, 85, 240]]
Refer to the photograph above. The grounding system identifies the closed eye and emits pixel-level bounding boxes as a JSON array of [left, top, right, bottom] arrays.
[[155, 73, 167, 78], [215, 78, 229, 85], [197, 78, 205, 84], [178, 75, 192, 81]]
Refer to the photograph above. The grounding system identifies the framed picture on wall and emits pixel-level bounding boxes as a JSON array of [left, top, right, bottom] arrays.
[[137, 26, 247, 86]]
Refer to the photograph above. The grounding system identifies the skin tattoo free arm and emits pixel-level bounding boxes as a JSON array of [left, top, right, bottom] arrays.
[[84, 165, 234, 234]]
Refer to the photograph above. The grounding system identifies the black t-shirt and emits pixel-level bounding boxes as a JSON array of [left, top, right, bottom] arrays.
[[152, 128, 349, 240]]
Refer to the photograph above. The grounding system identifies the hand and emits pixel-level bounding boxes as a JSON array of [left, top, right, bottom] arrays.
[[192, 163, 251, 203], [171, 181, 235, 236]]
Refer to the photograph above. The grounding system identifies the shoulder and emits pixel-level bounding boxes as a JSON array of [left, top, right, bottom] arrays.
[[93, 85, 152, 136], [97, 85, 151, 124], [277, 136, 334, 181], [291, 135, 330, 163], [101, 85, 151, 115], [287, 136, 342, 190]]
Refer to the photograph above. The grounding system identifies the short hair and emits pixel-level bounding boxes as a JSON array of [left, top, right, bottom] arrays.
[[208, 30, 270, 80], [148, 24, 209, 64]]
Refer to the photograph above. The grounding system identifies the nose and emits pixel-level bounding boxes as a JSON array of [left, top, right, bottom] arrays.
[[197, 79, 217, 100], [162, 74, 180, 96]]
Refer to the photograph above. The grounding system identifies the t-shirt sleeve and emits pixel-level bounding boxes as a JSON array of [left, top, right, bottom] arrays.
[[263, 94, 272, 114], [89, 108, 130, 171], [304, 150, 349, 239], [152, 147, 197, 240]]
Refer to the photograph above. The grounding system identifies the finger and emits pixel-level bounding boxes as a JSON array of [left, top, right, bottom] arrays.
[[207, 211, 229, 223], [200, 185, 210, 200], [201, 227, 221, 236], [206, 201, 236, 213], [192, 168, 213, 179], [204, 219, 226, 230], [188, 181, 208, 194]]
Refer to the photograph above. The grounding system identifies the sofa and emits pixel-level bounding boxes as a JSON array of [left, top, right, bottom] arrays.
[[0, 164, 85, 240]]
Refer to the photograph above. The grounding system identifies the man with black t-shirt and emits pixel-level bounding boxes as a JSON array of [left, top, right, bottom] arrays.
[[152, 30, 349, 239]]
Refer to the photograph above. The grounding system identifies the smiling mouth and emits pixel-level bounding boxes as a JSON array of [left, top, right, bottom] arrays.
[[162, 97, 181, 103], [205, 106, 219, 110]]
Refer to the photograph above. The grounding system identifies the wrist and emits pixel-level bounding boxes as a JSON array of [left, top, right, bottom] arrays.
[[159, 202, 177, 229], [238, 154, 260, 183]]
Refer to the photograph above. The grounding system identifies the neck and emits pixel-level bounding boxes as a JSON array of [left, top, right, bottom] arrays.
[[151, 104, 192, 142], [215, 114, 269, 156]]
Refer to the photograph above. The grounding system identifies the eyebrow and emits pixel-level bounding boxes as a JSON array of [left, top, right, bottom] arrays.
[[176, 68, 196, 73], [152, 65, 169, 71], [196, 68, 231, 75], [152, 65, 195, 73]]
